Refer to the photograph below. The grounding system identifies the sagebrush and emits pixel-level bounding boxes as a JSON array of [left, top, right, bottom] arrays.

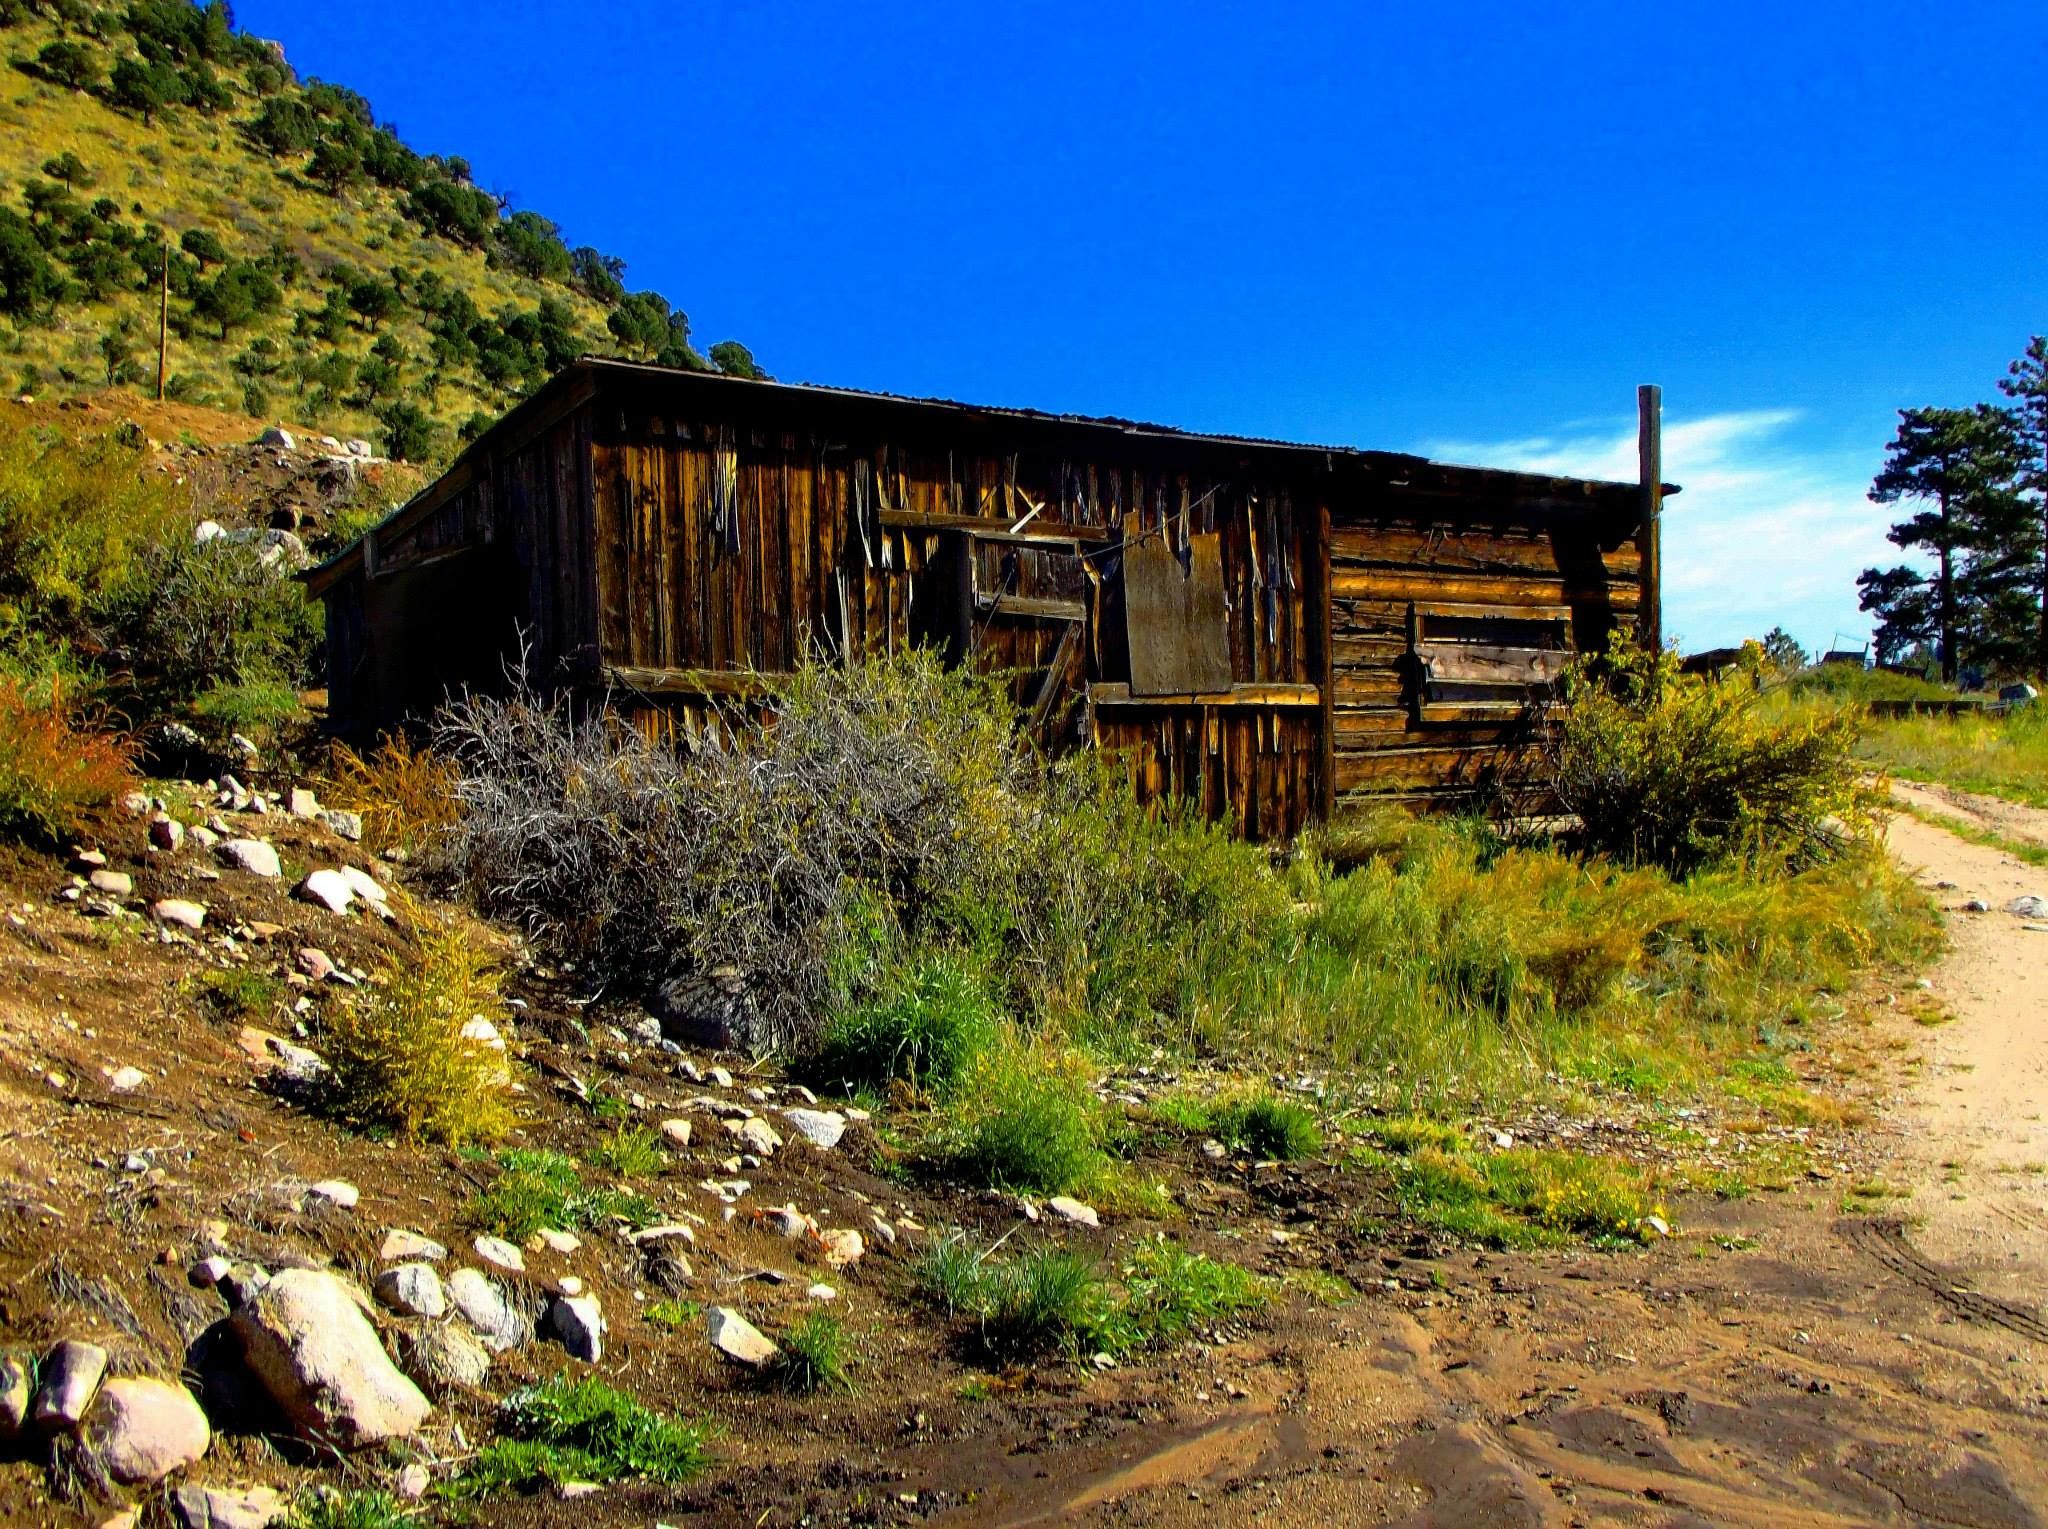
[[0, 679, 137, 843]]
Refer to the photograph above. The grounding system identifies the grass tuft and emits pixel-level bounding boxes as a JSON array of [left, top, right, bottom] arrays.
[[449, 1376, 709, 1497], [470, 1148, 658, 1240], [1210, 1091, 1322, 1160], [771, 1313, 855, 1393]]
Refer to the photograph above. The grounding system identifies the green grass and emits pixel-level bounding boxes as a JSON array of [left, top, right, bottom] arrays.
[[1860, 705, 2048, 808], [285, 1491, 412, 1529], [935, 1041, 1104, 1194], [447, 1377, 709, 1498], [588, 1126, 662, 1179], [771, 1313, 855, 1394], [1210, 1091, 1322, 1160], [644, 1299, 701, 1330], [1356, 1127, 1666, 1249], [469, 1148, 659, 1240], [912, 1234, 1265, 1362], [804, 948, 998, 1096], [195, 965, 282, 1020]]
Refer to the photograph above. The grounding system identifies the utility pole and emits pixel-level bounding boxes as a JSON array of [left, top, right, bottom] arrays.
[[155, 241, 169, 402], [1637, 383, 1662, 652]]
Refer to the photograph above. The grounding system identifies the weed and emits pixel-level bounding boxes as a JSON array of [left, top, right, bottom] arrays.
[[1210, 1091, 1321, 1160], [1369, 1131, 1665, 1249], [589, 1126, 661, 1179], [772, 1313, 855, 1393], [1285, 1269, 1356, 1306], [644, 1299, 700, 1330], [449, 1376, 708, 1497], [285, 1490, 412, 1529], [912, 1231, 990, 1318], [324, 733, 460, 855], [805, 947, 997, 1095], [978, 1248, 1112, 1359], [938, 1042, 1102, 1194], [321, 906, 513, 1147], [0, 679, 136, 844], [470, 1148, 658, 1239], [195, 966, 281, 1022], [1115, 1237, 1267, 1347]]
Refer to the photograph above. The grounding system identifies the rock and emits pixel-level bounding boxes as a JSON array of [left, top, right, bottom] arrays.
[[150, 817, 186, 852], [378, 1229, 447, 1263], [89, 869, 134, 897], [321, 809, 364, 842], [459, 1016, 505, 1050], [295, 869, 354, 914], [660, 1118, 693, 1148], [97, 1512, 139, 1529], [188, 825, 218, 850], [344, 438, 374, 458], [654, 968, 758, 1049], [781, 1108, 847, 1149], [687, 1095, 754, 1120], [107, 1065, 149, 1093], [820, 1228, 865, 1269], [170, 1482, 284, 1529], [763, 1204, 815, 1238], [727, 1117, 783, 1156], [1046, 1196, 1100, 1227], [307, 1179, 359, 1210], [73, 848, 109, 870], [31, 1339, 108, 1429], [446, 1268, 531, 1352], [236, 1027, 328, 1083], [295, 948, 335, 982], [557, 1276, 584, 1296], [545, 1294, 605, 1362], [229, 1269, 431, 1448], [1640, 1214, 1673, 1238], [709, 1065, 735, 1088], [257, 426, 296, 450], [705, 1306, 779, 1368], [0, 1352, 30, 1439], [79, 1376, 210, 1486], [868, 1215, 898, 1247], [220, 840, 282, 879], [533, 1228, 580, 1255], [286, 787, 319, 819], [630, 1223, 698, 1248], [193, 519, 227, 543], [396, 1321, 491, 1393], [473, 1235, 525, 1274], [2000, 681, 2039, 704], [807, 1283, 837, 1301], [215, 1264, 270, 1308], [338, 865, 388, 907], [1200, 1139, 1228, 1160], [394, 1463, 431, 1500], [151, 899, 207, 930], [1490, 1129, 1514, 1150], [374, 1265, 445, 1320], [2006, 894, 2048, 918], [189, 1257, 232, 1289]]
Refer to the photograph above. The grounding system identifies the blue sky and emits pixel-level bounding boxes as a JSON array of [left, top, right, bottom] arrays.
[[240, 0, 2047, 653]]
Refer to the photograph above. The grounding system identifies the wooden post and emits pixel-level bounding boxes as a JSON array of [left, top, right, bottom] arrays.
[[155, 242, 169, 402], [1637, 383, 1662, 652]]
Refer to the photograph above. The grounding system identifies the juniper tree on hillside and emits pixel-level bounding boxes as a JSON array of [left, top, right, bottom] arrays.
[[1999, 337, 2048, 677], [1859, 404, 2025, 680]]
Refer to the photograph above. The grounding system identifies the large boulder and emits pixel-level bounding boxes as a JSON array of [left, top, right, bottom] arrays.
[[79, 1376, 210, 1486], [445, 1268, 530, 1352], [396, 1322, 490, 1394], [229, 1269, 430, 1449]]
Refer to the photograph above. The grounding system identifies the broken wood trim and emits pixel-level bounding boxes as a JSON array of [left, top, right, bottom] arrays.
[[597, 664, 785, 698], [975, 593, 1086, 622], [1089, 682, 1321, 708], [877, 509, 1112, 543]]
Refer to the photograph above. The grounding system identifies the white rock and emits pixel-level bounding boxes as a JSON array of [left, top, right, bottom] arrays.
[[393, 1464, 431, 1501], [807, 1283, 838, 1301], [295, 869, 354, 914], [781, 1108, 847, 1149], [397, 1321, 492, 1391], [308, 1179, 359, 1210], [188, 1257, 231, 1289], [31, 1339, 108, 1429], [229, 1269, 431, 1449], [338, 865, 388, 905], [629, 1223, 698, 1248], [533, 1228, 581, 1255], [473, 1235, 525, 1274], [2006, 894, 2048, 918], [660, 1118, 692, 1148], [193, 519, 227, 544], [705, 1306, 778, 1368], [149, 817, 185, 852], [446, 1268, 532, 1352], [106, 1066, 149, 1093], [286, 787, 320, 819], [0, 1354, 27, 1439], [1046, 1196, 1100, 1227], [150, 899, 206, 931], [219, 840, 281, 879], [79, 1376, 210, 1486], [321, 809, 364, 842], [170, 1483, 283, 1529], [88, 869, 134, 897], [546, 1294, 605, 1362], [1640, 1214, 1673, 1239], [257, 426, 296, 450], [763, 1204, 814, 1238], [868, 1215, 898, 1247], [459, 1016, 505, 1050], [820, 1228, 864, 1268], [374, 1264, 446, 1320], [380, 1229, 447, 1263], [727, 1117, 782, 1156], [708, 1066, 734, 1088]]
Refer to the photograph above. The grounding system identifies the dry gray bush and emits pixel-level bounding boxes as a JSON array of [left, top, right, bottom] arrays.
[[431, 653, 1028, 1052]]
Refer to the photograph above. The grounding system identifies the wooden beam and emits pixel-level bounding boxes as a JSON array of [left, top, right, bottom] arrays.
[[878, 509, 1112, 543], [1089, 682, 1321, 708], [599, 664, 785, 697], [976, 593, 1085, 622], [1638, 383, 1663, 652]]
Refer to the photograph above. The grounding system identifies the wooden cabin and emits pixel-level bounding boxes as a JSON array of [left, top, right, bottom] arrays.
[[304, 358, 1669, 839]]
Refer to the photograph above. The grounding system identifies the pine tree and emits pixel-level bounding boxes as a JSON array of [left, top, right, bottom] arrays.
[[1999, 337, 2048, 677], [1860, 405, 2025, 681]]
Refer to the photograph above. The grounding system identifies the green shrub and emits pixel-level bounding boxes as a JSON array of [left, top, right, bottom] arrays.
[[321, 909, 514, 1147], [188, 676, 305, 740], [939, 1042, 1102, 1194], [804, 947, 996, 1095], [1210, 1092, 1322, 1160], [772, 1313, 854, 1393], [450, 1377, 708, 1497], [107, 536, 323, 712], [286, 1490, 412, 1529], [470, 1147, 658, 1239], [1549, 637, 1877, 876], [0, 680, 137, 844], [1116, 1237, 1267, 1347], [589, 1126, 660, 1179]]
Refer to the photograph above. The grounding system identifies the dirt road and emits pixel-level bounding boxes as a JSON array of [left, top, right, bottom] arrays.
[[904, 811, 2048, 1527]]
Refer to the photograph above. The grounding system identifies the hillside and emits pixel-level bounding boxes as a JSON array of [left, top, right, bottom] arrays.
[[0, 0, 761, 461]]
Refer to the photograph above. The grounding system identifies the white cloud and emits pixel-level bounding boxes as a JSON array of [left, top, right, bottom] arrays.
[[1423, 411, 1890, 655]]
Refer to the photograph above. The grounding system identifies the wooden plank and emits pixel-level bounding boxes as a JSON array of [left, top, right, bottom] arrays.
[[1332, 570, 1631, 605], [1330, 524, 1644, 577], [1414, 601, 1572, 624], [1333, 746, 1509, 791], [1124, 525, 1232, 696], [1089, 682, 1321, 708], [1316, 499, 1335, 822], [1417, 643, 1570, 684], [876, 509, 1112, 543], [601, 664, 784, 697], [976, 593, 1085, 622]]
